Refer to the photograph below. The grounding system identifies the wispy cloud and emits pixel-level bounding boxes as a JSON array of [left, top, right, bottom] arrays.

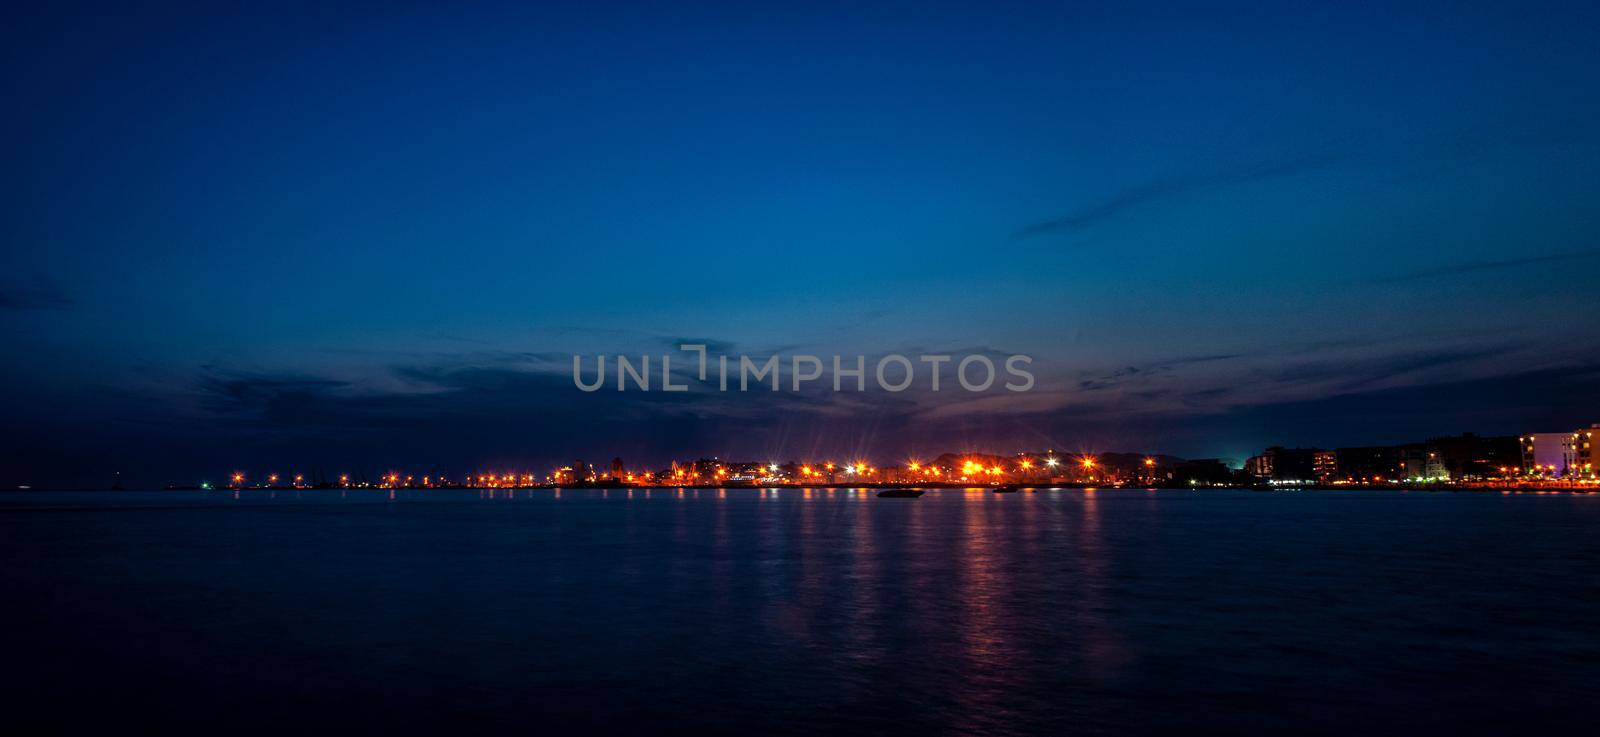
[[1376, 249, 1600, 282], [0, 285, 73, 311], [195, 370, 358, 425], [1011, 154, 1333, 240], [1075, 352, 1245, 393]]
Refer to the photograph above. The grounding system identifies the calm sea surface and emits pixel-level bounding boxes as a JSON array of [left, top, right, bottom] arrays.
[[2, 488, 1598, 735]]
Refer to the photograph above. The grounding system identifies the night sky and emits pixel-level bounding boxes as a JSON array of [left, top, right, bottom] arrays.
[[4, 2, 1599, 487]]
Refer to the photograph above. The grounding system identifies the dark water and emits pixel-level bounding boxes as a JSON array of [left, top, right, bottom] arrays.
[[3, 488, 1598, 735]]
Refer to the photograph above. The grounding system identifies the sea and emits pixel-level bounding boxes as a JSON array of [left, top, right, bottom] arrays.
[[2, 488, 1597, 735]]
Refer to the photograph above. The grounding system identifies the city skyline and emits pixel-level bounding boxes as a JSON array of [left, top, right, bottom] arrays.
[[126, 422, 1593, 494]]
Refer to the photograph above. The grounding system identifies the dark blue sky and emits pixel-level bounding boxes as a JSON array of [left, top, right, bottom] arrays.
[[3, 1, 1598, 486]]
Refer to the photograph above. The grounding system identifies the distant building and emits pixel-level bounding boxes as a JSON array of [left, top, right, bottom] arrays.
[[1313, 450, 1337, 482], [1333, 446, 1402, 482], [610, 457, 625, 479], [1173, 458, 1236, 486], [1425, 433, 1519, 480], [1244, 454, 1269, 480], [1396, 444, 1432, 480], [1521, 433, 1568, 476], [1245, 447, 1319, 483], [1561, 425, 1597, 478]]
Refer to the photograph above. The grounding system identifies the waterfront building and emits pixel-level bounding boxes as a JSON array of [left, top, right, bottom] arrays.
[[1244, 454, 1268, 480], [1521, 433, 1568, 476], [1425, 433, 1519, 480], [1562, 425, 1597, 478], [1424, 450, 1448, 480], [1313, 450, 1337, 483], [1245, 447, 1319, 484], [1396, 444, 1432, 480], [1172, 458, 1236, 486], [1333, 446, 1402, 482]]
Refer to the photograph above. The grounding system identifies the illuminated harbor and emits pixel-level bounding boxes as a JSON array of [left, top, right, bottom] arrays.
[[202, 424, 1600, 492]]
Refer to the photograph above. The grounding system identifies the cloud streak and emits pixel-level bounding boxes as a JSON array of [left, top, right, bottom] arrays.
[[0, 286, 73, 311], [1376, 249, 1600, 282], [1011, 154, 1333, 240]]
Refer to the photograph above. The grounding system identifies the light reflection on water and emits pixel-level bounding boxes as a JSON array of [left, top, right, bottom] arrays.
[[1, 488, 1598, 735]]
